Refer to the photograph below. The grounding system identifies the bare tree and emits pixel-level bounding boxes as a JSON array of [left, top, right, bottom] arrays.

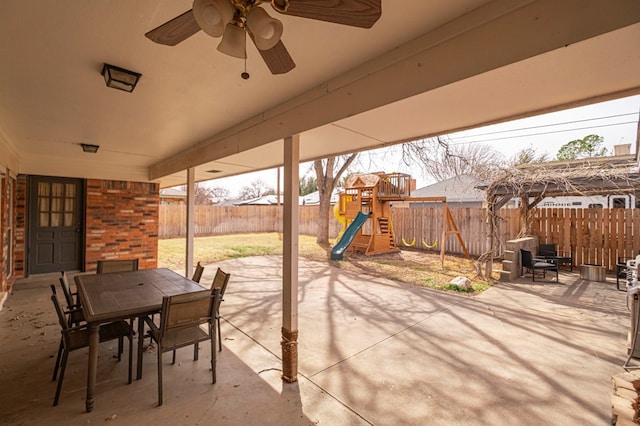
[[314, 154, 358, 245], [208, 185, 230, 204], [238, 178, 274, 200], [180, 183, 223, 205], [194, 183, 214, 205], [402, 137, 504, 181]]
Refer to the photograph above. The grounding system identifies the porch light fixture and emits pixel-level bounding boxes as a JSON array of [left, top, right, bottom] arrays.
[[81, 143, 100, 153], [101, 63, 142, 93]]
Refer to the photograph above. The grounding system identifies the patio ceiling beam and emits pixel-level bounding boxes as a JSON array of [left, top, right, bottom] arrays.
[[149, 0, 640, 181]]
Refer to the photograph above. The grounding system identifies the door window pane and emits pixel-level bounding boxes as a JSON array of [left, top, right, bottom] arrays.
[[52, 183, 63, 197], [65, 183, 76, 197], [51, 213, 62, 227], [38, 182, 50, 196], [64, 184, 76, 226], [37, 181, 77, 227]]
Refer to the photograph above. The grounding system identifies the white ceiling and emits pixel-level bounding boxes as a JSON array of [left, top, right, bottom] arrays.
[[1, 0, 639, 187]]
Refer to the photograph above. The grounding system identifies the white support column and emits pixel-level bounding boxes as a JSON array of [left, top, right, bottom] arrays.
[[282, 135, 299, 382], [185, 167, 195, 278]]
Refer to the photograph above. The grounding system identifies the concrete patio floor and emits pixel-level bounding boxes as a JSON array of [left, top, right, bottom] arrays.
[[0, 256, 631, 425]]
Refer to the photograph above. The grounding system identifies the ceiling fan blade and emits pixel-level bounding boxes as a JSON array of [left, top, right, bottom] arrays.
[[145, 10, 202, 46], [248, 30, 296, 75], [272, 0, 381, 28]]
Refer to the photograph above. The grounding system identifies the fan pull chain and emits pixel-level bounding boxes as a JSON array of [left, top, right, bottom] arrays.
[[241, 56, 250, 80]]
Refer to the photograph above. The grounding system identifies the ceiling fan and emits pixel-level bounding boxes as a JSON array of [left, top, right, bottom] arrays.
[[145, 0, 382, 75]]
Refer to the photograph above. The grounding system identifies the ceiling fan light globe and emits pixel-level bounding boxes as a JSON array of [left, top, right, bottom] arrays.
[[193, 0, 234, 38], [246, 7, 283, 50], [217, 23, 247, 59]]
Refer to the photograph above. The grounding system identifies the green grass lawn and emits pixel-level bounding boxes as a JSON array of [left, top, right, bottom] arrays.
[[158, 232, 497, 293], [158, 233, 329, 270]]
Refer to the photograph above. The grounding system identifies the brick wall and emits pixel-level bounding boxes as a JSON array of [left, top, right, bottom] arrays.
[[14, 175, 25, 278], [85, 179, 159, 271], [1, 174, 19, 290], [0, 175, 7, 291]]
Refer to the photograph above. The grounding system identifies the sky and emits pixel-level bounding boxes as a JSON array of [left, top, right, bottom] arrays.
[[207, 94, 640, 196]]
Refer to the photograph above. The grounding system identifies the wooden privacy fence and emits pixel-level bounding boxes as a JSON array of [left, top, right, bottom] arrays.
[[159, 204, 638, 270], [531, 208, 640, 271], [389, 207, 638, 270], [159, 204, 520, 257], [159, 205, 341, 238], [391, 207, 521, 257]]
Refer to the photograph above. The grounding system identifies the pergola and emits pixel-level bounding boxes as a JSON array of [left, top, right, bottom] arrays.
[[486, 155, 640, 212], [482, 154, 640, 275]]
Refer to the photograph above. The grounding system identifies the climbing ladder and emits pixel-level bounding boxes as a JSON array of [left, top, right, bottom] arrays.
[[378, 217, 396, 249]]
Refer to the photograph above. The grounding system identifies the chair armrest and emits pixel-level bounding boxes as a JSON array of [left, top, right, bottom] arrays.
[[144, 315, 161, 340]]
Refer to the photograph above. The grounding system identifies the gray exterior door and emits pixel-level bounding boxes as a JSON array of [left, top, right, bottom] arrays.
[[28, 176, 84, 274]]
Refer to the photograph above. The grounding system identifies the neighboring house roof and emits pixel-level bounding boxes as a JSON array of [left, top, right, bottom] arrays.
[[411, 174, 486, 203], [301, 189, 341, 205], [234, 195, 281, 205], [233, 195, 306, 206]]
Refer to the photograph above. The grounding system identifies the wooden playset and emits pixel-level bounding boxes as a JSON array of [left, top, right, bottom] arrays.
[[333, 172, 469, 265]]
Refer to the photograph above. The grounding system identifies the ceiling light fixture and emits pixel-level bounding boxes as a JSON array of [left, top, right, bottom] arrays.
[[193, 0, 234, 37], [245, 6, 283, 50], [217, 21, 247, 59], [192, 0, 283, 59], [81, 143, 100, 153], [101, 63, 142, 93]]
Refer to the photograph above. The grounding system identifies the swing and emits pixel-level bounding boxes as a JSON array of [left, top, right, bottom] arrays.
[[422, 239, 438, 249], [401, 237, 416, 247]]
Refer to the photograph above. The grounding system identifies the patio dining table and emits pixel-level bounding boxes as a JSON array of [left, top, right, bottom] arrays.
[[75, 268, 205, 413]]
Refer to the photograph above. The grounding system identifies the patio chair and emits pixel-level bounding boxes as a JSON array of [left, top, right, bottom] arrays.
[[50, 285, 133, 406], [57, 271, 129, 367], [538, 243, 573, 271], [144, 289, 220, 406], [520, 249, 559, 283], [97, 258, 139, 273], [538, 244, 557, 257], [143, 263, 206, 348], [171, 263, 231, 363], [617, 256, 635, 291], [211, 268, 231, 352], [59, 271, 80, 309], [191, 262, 205, 283], [51, 280, 84, 382], [58, 271, 85, 325]]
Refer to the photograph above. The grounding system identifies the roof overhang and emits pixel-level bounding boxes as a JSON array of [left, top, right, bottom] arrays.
[[1, 1, 639, 187]]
